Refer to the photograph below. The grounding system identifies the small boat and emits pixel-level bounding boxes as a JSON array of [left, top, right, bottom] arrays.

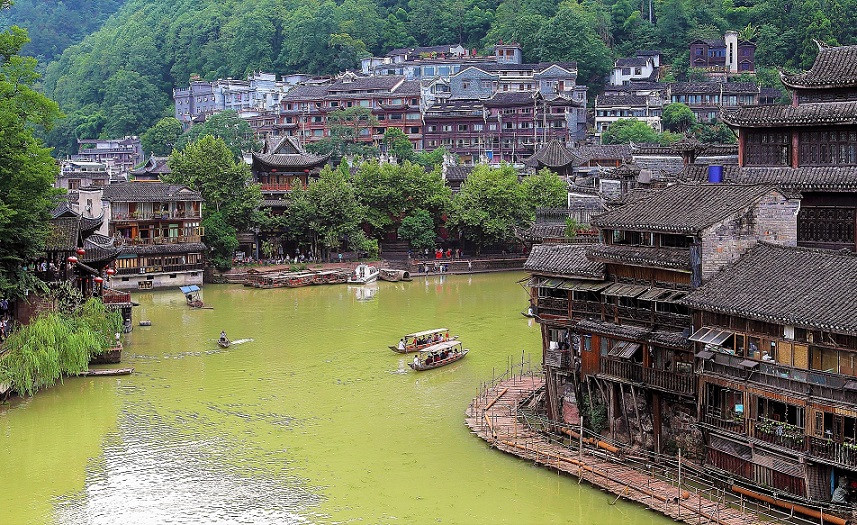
[[408, 341, 469, 371], [139, 320, 152, 326], [521, 306, 536, 318], [379, 268, 412, 282], [348, 263, 379, 284], [82, 367, 134, 377], [218, 338, 231, 348], [390, 328, 457, 353], [181, 285, 205, 308]]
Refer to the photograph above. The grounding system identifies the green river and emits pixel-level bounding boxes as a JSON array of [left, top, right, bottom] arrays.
[[0, 272, 670, 525]]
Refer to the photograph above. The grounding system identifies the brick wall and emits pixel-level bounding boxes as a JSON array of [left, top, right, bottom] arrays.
[[699, 191, 798, 280]]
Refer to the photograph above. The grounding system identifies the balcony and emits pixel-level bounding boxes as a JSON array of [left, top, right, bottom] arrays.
[[750, 418, 806, 453], [537, 297, 568, 317], [808, 437, 857, 468], [600, 357, 642, 383], [642, 367, 696, 396], [700, 353, 857, 406], [703, 410, 746, 434], [260, 183, 301, 192], [113, 212, 200, 221], [125, 236, 202, 245], [116, 262, 205, 276], [571, 300, 601, 317]]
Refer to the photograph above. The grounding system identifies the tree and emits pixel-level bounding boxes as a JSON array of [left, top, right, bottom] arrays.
[[165, 135, 262, 269], [102, 69, 166, 137], [535, 1, 613, 86], [661, 103, 697, 133], [141, 116, 183, 156], [447, 164, 529, 252], [0, 25, 63, 298], [175, 110, 259, 160], [413, 146, 450, 170], [398, 209, 436, 251], [383, 127, 415, 162], [520, 168, 567, 218], [602, 119, 661, 145], [690, 122, 737, 144]]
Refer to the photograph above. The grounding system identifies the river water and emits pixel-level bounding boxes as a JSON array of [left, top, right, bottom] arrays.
[[0, 272, 669, 525]]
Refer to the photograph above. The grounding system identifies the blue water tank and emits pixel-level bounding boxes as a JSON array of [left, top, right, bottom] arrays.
[[707, 165, 723, 183]]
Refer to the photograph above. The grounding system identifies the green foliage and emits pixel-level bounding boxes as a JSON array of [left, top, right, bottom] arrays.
[[175, 110, 258, 160], [565, 217, 584, 238], [0, 24, 63, 299], [520, 168, 567, 218], [309, 106, 378, 160], [580, 392, 608, 434], [602, 118, 660, 145], [397, 209, 436, 251], [383, 127, 415, 163], [141, 116, 183, 157], [0, 298, 122, 396], [413, 146, 450, 171], [103, 69, 167, 137], [534, 1, 612, 86], [447, 164, 529, 252], [165, 135, 262, 269], [661, 103, 696, 133], [690, 121, 737, 144]]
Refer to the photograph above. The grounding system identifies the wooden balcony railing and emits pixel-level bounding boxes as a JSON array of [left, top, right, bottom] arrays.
[[703, 411, 746, 434], [113, 212, 200, 221], [750, 419, 807, 452], [125, 236, 202, 245], [537, 297, 568, 317], [600, 357, 642, 383], [570, 300, 601, 317], [808, 437, 857, 468], [642, 367, 696, 396], [261, 183, 303, 192], [101, 290, 131, 304], [116, 263, 205, 276]]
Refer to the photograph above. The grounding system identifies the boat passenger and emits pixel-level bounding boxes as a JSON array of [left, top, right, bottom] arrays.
[[219, 330, 227, 343], [398, 339, 406, 351], [426, 355, 433, 365], [413, 355, 420, 368]]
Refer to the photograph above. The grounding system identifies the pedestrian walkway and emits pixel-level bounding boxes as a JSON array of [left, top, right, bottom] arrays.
[[466, 376, 769, 525]]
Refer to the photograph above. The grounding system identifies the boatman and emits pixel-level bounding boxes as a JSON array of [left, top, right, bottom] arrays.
[[397, 339, 406, 351], [220, 330, 228, 343], [413, 354, 420, 368]]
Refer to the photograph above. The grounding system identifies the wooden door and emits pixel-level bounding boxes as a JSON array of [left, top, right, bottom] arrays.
[[793, 344, 809, 369]]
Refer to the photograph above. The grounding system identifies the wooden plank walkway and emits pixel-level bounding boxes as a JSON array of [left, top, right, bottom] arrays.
[[465, 375, 766, 525]]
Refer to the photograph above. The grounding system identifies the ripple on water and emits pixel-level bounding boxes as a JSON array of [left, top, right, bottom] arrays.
[[53, 408, 322, 525]]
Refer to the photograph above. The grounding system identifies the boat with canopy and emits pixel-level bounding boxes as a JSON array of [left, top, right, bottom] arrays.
[[389, 328, 456, 353], [180, 285, 204, 308], [408, 341, 468, 371]]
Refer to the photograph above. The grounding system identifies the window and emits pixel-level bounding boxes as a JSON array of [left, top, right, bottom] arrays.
[[409, 126, 420, 134], [473, 123, 483, 131], [68, 179, 81, 190], [427, 125, 437, 132], [458, 124, 468, 132]]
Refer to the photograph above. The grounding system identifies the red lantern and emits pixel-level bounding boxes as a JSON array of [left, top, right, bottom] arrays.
[[94, 276, 104, 284], [106, 268, 116, 276], [76, 248, 86, 255], [67, 256, 78, 264]]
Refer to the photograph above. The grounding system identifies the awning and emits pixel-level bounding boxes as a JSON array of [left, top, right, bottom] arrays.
[[180, 285, 201, 294], [118, 253, 137, 259], [688, 327, 733, 346], [603, 283, 649, 298], [697, 350, 715, 360], [637, 287, 688, 303], [608, 341, 641, 360], [557, 280, 610, 292], [739, 359, 760, 370]]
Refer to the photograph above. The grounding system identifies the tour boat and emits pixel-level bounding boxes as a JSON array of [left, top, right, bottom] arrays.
[[348, 263, 379, 284], [181, 285, 205, 308], [218, 338, 231, 349], [408, 341, 469, 371], [379, 268, 412, 282], [389, 328, 457, 353]]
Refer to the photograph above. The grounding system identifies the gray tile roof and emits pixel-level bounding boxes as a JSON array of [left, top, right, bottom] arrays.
[[681, 243, 857, 336], [102, 182, 203, 203], [586, 244, 691, 270], [524, 244, 604, 278], [444, 166, 473, 181], [484, 91, 536, 107], [125, 242, 207, 255], [615, 57, 650, 68], [282, 85, 330, 100], [591, 183, 778, 233], [595, 94, 650, 107], [722, 101, 857, 127], [679, 164, 857, 192], [571, 144, 632, 164], [781, 43, 857, 89], [328, 75, 404, 92], [523, 139, 579, 168], [671, 82, 759, 94], [575, 319, 688, 348]]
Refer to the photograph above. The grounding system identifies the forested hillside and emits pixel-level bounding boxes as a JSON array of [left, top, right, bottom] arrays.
[[18, 0, 857, 155], [0, 0, 125, 62]]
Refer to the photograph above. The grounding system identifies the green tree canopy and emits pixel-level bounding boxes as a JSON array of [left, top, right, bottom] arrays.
[[102, 69, 168, 138], [661, 103, 697, 133], [0, 25, 63, 298], [602, 118, 660, 145], [520, 168, 568, 218], [141, 116, 184, 157], [397, 209, 436, 251], [175, 110, 259, 160], [383, 127, 415, 163], [447, 164, 528, 252]]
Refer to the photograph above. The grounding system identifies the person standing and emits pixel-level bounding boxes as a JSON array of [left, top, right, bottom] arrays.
[[467, 260, 472, 272]]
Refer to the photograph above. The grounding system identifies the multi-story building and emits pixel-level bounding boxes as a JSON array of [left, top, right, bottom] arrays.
[[73, 182, 206, 290], [669, 82, 760, 122], [57, 160, 110, 191], [681, 43, 857, 252], [71, 137, 144, 178], [526, 183, 798, 452], [609, 51, 661, 86], [594, 93, 664, 137], [173, 79, 217, 128], [689, 31, 756, 74], [684, 242, 857, 502], [361, 43, 519, 79]]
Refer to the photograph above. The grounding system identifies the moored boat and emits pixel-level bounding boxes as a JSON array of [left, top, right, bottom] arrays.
[[408, 341, 468, 371], [348, 263, 379, 284], [181, 285, 204, 308], [379, 268, 411, 282], [389, 328, 456, 353]]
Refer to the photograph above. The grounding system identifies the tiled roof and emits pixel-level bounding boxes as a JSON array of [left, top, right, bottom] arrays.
[[571, 145, 632, 164], [679, 164, 857, 192], [484, 91, 536, 107], [395, 80, 422, 95], [604, 82, 666, 93], [445, 166, 473, 182], [523, 139, 579, 168], [45, 217, 81, 251], [130, 156, 171, 176], [591, 183, 778, 233], [575, 318, 688, 348], [524, 244, 604, 278], [780, 43, 857, 89], [81, 234, 122, 265], [252, 136, 330, 170], [328, 75, 404, 92], [615, 57, 649, 68], [586, 244, 691, 270], [282, 85, 330, 100], [671, 82, 759, 94], [124, 242, 207, 255], [721, 101, 857, 127], [102, 182, 203, 203], [595, 95, 650, 107], [681, 243, 857, 336], [519, 223, 568, 242]]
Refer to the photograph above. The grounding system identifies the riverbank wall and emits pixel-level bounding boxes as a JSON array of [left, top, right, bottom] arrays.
[[467, 375, 805, 525]]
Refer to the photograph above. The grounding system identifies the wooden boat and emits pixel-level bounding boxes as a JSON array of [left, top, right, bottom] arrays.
[[312, 270, 349, 285], [284, 272, 316, 288], [181, 285, 205, 308], [348, 263, 379, 284], [139, 320, 152, 326], [521, 306, 536, 318], [389, 328, 457, 353], [408, 341, 469, 371], [89, 345, 122, 365], [379, 268, 412, 282], [218, 338, 231, 348], [82, 367, 134, 377]]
